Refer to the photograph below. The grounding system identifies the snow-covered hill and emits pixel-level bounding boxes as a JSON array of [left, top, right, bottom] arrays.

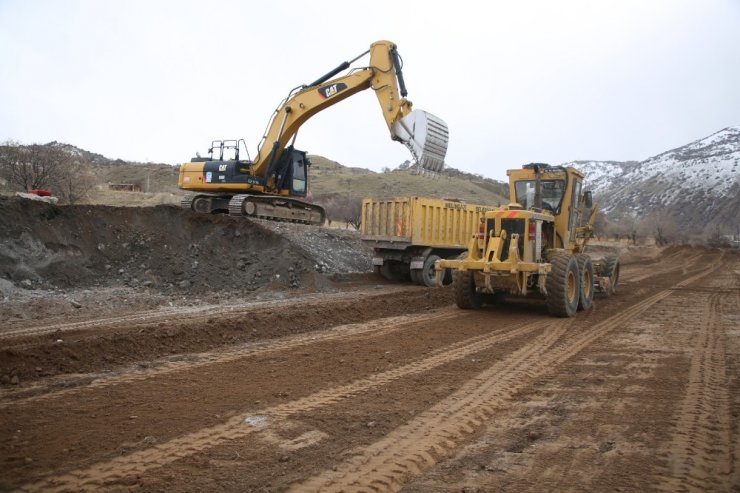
[[566, 127, 740, 238]]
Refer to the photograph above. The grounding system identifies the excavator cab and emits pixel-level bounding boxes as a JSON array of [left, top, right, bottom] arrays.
[[273, 146, 309, 197]]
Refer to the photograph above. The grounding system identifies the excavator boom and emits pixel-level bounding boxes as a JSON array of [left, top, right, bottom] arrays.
[[254, 40, 447, 181]]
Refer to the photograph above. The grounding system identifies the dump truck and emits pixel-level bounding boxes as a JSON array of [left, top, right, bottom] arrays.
[[361, 197, 498, 287], [436, 164, 619, 317], [177, 40, 448, 225]]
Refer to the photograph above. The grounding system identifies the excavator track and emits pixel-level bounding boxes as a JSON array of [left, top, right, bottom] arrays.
[[180, 192, 231, 214], [180, 192, 196, 210], [228, 194, 326, 225]]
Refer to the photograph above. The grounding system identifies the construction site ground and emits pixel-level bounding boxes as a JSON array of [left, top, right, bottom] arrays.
[[1, 197, 739, 492]]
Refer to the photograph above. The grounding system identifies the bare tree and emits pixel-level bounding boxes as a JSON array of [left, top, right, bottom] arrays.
[[344, 198, 363, 230], [0, 141, 97, 204], [315, 193, 363, 229], [639, 210, 678, 246], [599, 214, 638, 244], [0, 141, 64, 191], [55, 160, 97, 204]]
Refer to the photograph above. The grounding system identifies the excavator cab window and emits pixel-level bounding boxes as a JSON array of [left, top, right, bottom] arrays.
[[515, 180, 566, 214], [292, 157, 307, 195]]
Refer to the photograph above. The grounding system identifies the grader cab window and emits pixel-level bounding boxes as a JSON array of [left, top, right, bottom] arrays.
[[514, 180, 566, 214]]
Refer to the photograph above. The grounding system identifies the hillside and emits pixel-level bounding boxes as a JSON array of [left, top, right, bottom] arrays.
[[567, 126, 740, 240], [308, 155, 509, 205], [0, 142, 509, 209], [4, 128, 738, 241]]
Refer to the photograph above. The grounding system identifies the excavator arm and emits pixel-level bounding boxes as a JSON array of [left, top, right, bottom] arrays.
[[256, 40, 448, 187]]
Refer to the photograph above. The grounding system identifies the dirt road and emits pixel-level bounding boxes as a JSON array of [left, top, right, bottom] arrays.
[[1, 248, 738, 492]]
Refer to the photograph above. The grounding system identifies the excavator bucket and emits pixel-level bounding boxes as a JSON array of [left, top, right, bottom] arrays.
[[392, 110, 449, 173]]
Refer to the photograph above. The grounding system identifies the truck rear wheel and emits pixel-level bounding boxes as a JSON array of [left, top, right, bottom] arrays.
[[453, 270, 483, 309], [380, 261, 412, 282], [601, 256, 620, 297], [576, 254, 594, 311], [546, 254, 580, 317], [420, 254, 441, 287]]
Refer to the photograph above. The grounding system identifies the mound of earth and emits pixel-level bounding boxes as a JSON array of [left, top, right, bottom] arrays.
[[0, 197, 373, 299]]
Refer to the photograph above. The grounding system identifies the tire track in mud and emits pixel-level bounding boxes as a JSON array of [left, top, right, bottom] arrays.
[[0, 309, 459, 408], [655, 281, 734, 490], [0, 287, 413, 341], [291, 257, 724, 492], [20, 313, 560, 492], [623, 252, 703, 284]]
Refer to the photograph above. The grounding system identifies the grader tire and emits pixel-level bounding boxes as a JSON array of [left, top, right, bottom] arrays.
[[546, 254, 580, 317], [601, 256, 620, 297], [453, 270, 483, 309], [576, 254, 594, 311]]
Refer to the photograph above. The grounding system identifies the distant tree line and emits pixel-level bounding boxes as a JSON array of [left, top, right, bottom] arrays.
[[591, 209, 681, 246]]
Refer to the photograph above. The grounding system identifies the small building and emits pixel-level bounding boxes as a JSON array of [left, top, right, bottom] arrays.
[[108, 183, 142, 192]]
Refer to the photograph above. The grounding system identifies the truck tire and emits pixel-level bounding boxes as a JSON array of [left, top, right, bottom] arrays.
[[380, 261, 407, 282], [420, 254, 441, 287], [601, 256, 620, 297], [576, 254, 594, 311], [453, 270, 483, 309], [546, 254, 580, 317]]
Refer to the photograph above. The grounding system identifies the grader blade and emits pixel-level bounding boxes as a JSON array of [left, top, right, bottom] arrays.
[[392, 110, 448, 173]]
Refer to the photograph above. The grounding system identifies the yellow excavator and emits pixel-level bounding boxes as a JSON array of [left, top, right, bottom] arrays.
[[177, 40, 449, 224]]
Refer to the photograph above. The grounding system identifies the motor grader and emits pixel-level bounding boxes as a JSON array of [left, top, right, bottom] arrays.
[[435, 164, 619, 317]]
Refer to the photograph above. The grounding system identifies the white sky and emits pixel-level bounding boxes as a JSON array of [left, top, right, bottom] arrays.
[[1, 0, 739, 181]]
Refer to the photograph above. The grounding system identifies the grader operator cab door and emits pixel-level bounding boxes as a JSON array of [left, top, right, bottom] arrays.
[[568, 178, 583, 244]]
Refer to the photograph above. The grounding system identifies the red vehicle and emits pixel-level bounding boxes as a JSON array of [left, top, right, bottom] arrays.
[[27, 189, 53, 196]]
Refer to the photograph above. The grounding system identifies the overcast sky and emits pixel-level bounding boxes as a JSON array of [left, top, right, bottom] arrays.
[[1, 0, 738, 180]]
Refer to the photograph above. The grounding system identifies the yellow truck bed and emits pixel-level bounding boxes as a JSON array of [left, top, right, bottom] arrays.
[[361, 197, 496, 247], [361, 197, 499, 286]]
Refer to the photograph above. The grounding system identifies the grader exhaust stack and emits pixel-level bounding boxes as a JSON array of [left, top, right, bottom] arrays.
[[392, 109, 449, 174]]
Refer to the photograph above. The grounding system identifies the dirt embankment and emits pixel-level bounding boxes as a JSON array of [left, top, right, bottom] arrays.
[[1, 197, 330, 292]]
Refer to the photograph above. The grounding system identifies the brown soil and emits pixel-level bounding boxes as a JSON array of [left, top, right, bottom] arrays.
[[1, 199, 738, 492]]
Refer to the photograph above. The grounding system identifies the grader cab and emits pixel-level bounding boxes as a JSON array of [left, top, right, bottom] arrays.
[[436, 164, 619, 317]]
